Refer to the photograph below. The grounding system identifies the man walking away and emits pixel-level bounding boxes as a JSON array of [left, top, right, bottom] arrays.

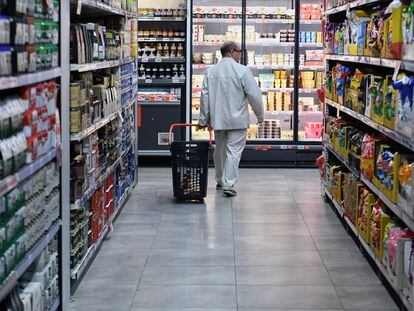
[[198, 41, 264, 197]]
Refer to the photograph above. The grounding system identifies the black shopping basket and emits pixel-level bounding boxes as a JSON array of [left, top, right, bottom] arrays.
[[169, 123, 212, 202]]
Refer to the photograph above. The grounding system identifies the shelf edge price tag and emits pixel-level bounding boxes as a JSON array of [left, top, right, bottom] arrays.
[[154, 17, 161, 20], [175, 17, 181, 21], [145, 79, 152, 83], [141, 58, 148, 63], [172, 79, 180, 83], [155, 58, 162, 63], [76, 0, 82, 15], [150, 38, 157, 41]]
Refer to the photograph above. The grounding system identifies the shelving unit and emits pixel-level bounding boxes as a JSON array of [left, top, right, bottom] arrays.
[[137, 2, 188, 155], [0, 0, 67, 308], [322, 1, 414, 310], [68, 0, 138, 296]]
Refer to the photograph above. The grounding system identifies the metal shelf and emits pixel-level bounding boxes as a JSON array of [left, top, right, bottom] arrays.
[[324, 187, 413, 311], [138, 78, 185, 85], [261, 88, 318, 93], [71, 0, 137, 17], [323, 185, 344, 217], [193, 18, 321, 24], [70, 111, 119, 142], [138, 101, 181, 106], [70, 224, 108, 280], [138, 17, 185, 22], [70, 57, 135, 72], [0, 68, 61, 91], [325, 0, 385, 15], [71, 185, 132, 280], [138, 38, 185, 42], [70, 143, 133, 210], [326, 143, 414, 233], [0, 148, 58, 197], [193, 64, 324, 71], [0, 221, 61, 302], [326, 99, 414, 152], [138, 57, 185, 63]]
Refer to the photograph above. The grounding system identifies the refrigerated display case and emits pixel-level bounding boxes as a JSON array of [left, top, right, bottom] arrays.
[[189, 0, 324, 165], [137, 0, 190, 156]]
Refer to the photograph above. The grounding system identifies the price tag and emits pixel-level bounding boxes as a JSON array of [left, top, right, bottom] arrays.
[[280, 145, 288, 149], [141, 58, 148, 63], [172, 79, 180, 83], [145, 79, 152, 83], [149, 38, 157, 41], [162, 38, 169, 42], [175, 17, 182, 21], [155, 58, 162, 63], [173, 38, 181, 42], [297, 145, 305, 150], [155, 17, 161, 20]]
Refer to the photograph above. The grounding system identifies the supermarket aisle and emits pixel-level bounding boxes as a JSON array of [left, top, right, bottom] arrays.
[[69, 168, 398, 311]]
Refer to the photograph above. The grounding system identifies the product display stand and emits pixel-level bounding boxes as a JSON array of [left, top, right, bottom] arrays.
[[188, 0, 325, 166], [0, 0, 68, 309], [68, 0, 138, 296], [137, 2, 189, 156], [322, 0, 414, 309]]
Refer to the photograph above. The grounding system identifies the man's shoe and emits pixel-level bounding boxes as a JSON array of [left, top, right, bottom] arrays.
[[216, 184, 222, 190], [223, 189, 237, 197]]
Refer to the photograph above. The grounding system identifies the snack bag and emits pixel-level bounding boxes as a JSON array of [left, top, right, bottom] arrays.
[[398, 156, 414, 217], [370, 200, 390, 259], [369, 77, 385, 125], [348, 128, 364, 170], [357, 188, 375, 243], [394, 74, 414, 140], [360, 134, 376, 180], [343, 173, 361, 223], [384, 82, 398, 130], [374, 144, 400, 203]]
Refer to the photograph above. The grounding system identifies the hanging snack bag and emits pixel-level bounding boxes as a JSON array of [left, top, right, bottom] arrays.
[[394, 74, 414, 140], [360, 133, 376, 180], [398, 155, 414, 217], [369, 200, 390, 259]]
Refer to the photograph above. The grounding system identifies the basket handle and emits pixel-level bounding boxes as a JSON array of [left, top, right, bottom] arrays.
[[168, 123, 213, 145]]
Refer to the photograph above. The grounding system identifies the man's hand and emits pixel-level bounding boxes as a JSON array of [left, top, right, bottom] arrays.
[[197, 123, 207, 130]]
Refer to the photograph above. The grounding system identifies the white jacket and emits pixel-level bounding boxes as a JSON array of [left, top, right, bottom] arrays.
[[199, 57, 264, 130]]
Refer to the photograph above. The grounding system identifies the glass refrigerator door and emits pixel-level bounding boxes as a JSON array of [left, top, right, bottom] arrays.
[[191, 0, 243, 140], [245, 0, 296, 142], [297, 1, 324, 142]]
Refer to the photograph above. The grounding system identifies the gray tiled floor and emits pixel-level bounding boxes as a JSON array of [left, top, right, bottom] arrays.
[[70, 168, 399, 311]]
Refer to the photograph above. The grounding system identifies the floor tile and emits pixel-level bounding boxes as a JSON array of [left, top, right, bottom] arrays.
[[152, 233, 234, 250], [313, 236, 359, 251], [235, 235, 316, 250], [147, 249, 234, 266], [234, 212, 305, 224], [235, 249, 324, 266], [140, 265, 235, 285], [237, 285, 343, 309], [236, 265, 331, 285], [70, 168, 398, 311], [234, 223, 309, 236], [335, 285, 399, 310], [131, 285, 237, 308]]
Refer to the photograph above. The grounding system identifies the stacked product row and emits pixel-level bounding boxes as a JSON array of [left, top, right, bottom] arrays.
[[0, 162, 59, 283], [1, 238, 59, 310], [70, 17, 137, 65], [0, 81, 59, 178], [192, 4, 322, 20], [325, 0, 413, 61], [0, 0, 59, 75], [327, 63, 414, 143]]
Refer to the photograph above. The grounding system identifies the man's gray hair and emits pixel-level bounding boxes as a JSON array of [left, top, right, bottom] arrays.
[[220, 41, 238, 57]]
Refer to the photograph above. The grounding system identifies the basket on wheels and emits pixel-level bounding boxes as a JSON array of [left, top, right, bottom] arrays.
[[169, 123, 212, 202]]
